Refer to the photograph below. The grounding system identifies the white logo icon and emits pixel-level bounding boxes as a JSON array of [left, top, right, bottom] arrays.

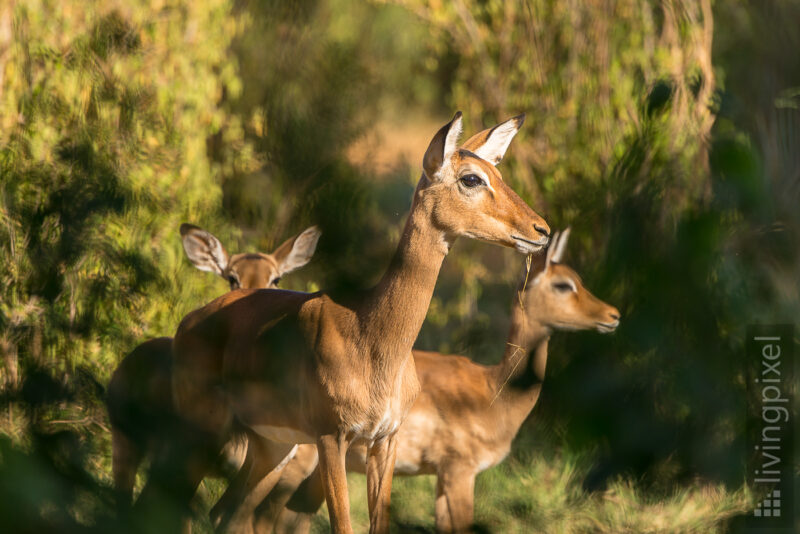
[[754, 489, 781, 517]]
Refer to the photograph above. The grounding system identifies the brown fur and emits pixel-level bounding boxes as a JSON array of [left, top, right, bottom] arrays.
[[106, 225, 320, 531], [139, 113, 550, 534], [250, 232, 620, 533]]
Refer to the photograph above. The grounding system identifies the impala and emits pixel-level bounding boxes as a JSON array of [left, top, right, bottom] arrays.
[[135, 112, 550, 534], [252, 229, 620, 534], [107, 224, 320, 509]]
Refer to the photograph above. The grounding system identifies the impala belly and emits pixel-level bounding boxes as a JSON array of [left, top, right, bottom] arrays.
[[275, 444, 300, 469], [351, 403, 403, 445], [390, 405, 439, 475], [476, 447, 509, 473], [393, 457, 422, 475], [366, 405, 400, 439], [250, 424, 315, 444]]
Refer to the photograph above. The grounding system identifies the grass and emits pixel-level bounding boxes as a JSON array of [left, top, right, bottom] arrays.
[[0, 367, 753, 534], [303, 451, 752, 533], [0, 407, 755, 533]]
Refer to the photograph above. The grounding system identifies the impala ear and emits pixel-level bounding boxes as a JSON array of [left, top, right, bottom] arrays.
[[180, 223, 229, 276], [544, 230, 561, 268], [272, 226, 322, 276], [550, 227, 570, 264], [461, 114, 525, 166], [423, 111, 463, 179]]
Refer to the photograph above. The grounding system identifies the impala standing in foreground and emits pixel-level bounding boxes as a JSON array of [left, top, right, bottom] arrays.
[[135, 112, 550, 534], [107, 224, 320, 508], [253, 229, 620, 534]]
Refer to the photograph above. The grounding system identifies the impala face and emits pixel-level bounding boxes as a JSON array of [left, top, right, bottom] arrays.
[[525, 229, 620, 333], [421, 113, 550, 253], [222, 253, 282, 290], [180, 224, 321, 291]]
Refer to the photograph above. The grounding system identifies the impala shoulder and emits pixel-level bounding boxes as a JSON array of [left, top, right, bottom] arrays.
[[296, 292, 348, 347], [296, 291, 327, 326], [175, 305, 208, 337], [113, 338, 173, 378], [308, 293, 356, 328]]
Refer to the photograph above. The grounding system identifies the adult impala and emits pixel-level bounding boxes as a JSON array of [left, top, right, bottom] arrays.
[[107, 224, 320, 507], [255, 229, 620, 533], [136, 112, 550, 534]]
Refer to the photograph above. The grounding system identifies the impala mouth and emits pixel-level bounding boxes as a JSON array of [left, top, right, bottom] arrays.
[[511, 234, 549, 253], [596, 320, 620, 333]]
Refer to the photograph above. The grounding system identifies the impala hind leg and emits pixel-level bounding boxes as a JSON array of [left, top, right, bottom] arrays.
[[253, 444, 320, 534], [217, 436, 298, 534], [267, 460, 325, 534], [434, 467, 476, 533], [133, 390, 232, 532], [209, 444, 254, 529], [111, 428, 142, 510], [133, 435, 220, 533], [317, 433, 353, 534], [366, 434, 398, 534]]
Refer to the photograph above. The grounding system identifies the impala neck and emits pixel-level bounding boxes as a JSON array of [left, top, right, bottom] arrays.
[[492, 301, 551, 417], [359, 178, 450, 361]]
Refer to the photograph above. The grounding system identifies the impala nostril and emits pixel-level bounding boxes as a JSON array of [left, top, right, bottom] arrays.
[[609, 312, 620, 321], [534, 224, 550, 238]]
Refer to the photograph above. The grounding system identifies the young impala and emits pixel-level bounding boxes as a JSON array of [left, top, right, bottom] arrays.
[[106, 224, 320, 510], [251, 229, 620, 534], [134, 112, 550, 534]]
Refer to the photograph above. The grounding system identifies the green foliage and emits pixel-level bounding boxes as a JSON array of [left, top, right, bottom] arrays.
[[0, 0, 256, 385], [0, 1, 253, 525], [1, 0, 798, 531], [393, 0, 716, 202]]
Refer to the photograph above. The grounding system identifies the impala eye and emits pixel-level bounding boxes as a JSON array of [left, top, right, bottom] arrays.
[[459, 174, 484, 188], [227, 274, 240, 289], [553, 281, 574, 293], [272, 277, 281, 287]]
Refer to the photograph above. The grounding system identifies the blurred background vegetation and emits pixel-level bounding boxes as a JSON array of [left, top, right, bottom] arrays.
[[0, 0, 797, 531]]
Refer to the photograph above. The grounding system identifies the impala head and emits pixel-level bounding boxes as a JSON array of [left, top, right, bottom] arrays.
[[521, 229, 620, 333], [179, 224, 321, 290], [420, 112, 550, 253]]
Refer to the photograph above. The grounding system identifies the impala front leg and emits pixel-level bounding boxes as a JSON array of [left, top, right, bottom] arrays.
[[366, 434, 398, 534], [317, 433, 353, 534], [435, 466, 476, 533]]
